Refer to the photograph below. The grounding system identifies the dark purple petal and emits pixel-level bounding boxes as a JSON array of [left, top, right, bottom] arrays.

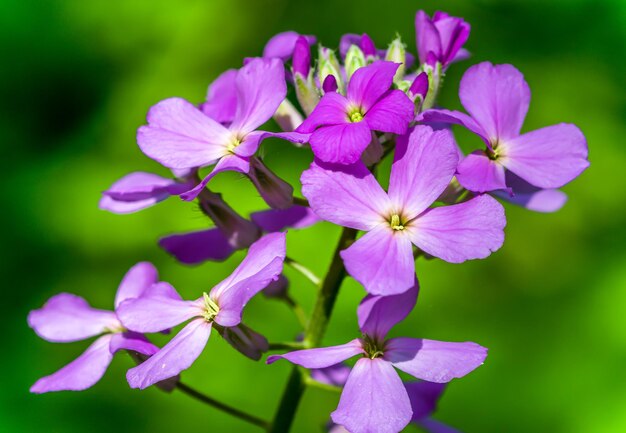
[[358, 281, 419, 340], [212, 232, 286, 327], [292, 36, 311, 77], [433, 14, 470, 66], [322, 74, 338, 93], [137, 97, 231, 169], [363, 90, 414, 135], [28, 293, 119, 343], [404, 381, 446, 420], [126, 319, 212, 389], [408, 195, 506, 263], [310, 122, 373, 164], [251, 206, 320, 233], [456, 151, 507, 193], [267, 339, 364, 368], [389, 126, 459, 219], [248, 157, 294, 209], [201, 69, 238, 124], [501, 123, 589, 189], [347, 61, 399, 111], [385, 338, 487, 383], [109, 331, 159, 356], [263, 31, 316, 61], [159, 228, 236, 265], [410, 72, 429, 99], [230, 58, 287, 135], [301, 161, 390, 231], [331, 358, 412, 433], [114, 262, 159, 309], [296, 92, 350, 133], [262, 274, 289, 299], [459, 62, 530, 142], [30, 335, 114, 393], [310, 362, 352, 387], [342, 226, 415, 296], [361, 33, 377, 57], [217, 322, 269, 360], [116, 283, 203, 333]]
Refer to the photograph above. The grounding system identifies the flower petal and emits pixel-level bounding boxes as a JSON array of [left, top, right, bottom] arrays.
[[347, 61, 399, 112], [179, 153, 250, 201], [114, 262, 159, 309], [159, 228, 236, 265], [385, 338, 487, 383], [331, 358, 412, 433], [389, 126, 459, 219], [341, 226, 415, 296], [404, 381, 447, 420], [418, 418, 463, 433], [456, 151, 507, 193], [363, 90, 414, 135], [109, 331, 159, 356], [212, 232, 286, 327], [137, 97, 231, 169], [229, 58, 287, 135], [418, 108, 489, 144], [217, 322, 269, 361], [263, 31, 316, 61], [30, 335, 114, 393], [310, 362, 352, 387], [459, 62, 530, 141], [492, 171, 567, 213], [501, 123, 589, 189], [126, 319, 212, 389], [301, 161, 389, 230], [310, 122, 373, 164], [201, 69, 238, 124], [415, 10, 442, 65], [28, 293, 119, 343], [408, 195, 505, 263], [116, 283, 202, 333], [251, 206, 320, 233], [358, 280, 419, 340], [267, 339, 364, 368], [296, 92, 350, 133]]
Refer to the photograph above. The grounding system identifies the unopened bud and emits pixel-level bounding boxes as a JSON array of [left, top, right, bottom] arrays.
[[345, 45, 366, 79], [385, 36, 407, 82], [318, 46, 344, 94]]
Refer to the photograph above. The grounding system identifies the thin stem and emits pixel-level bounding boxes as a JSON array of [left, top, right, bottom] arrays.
[[303, 375, 342, 394], [269, 227, 357, 433], [292, 196, 310, 207], [176, 382, 270, 430], [285, 256, 321, 287], [268, 341, 306, 351], [284, 295, 309, 328]]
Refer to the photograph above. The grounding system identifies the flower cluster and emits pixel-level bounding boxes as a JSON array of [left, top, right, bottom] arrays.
[[29, 9, 588, 433]]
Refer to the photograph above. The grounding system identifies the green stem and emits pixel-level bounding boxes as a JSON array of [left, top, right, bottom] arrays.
[[176, 382, 269, 430], [268, 227, 357, 433], [285, 256, 322, 287], [268, 341, 306, 351]]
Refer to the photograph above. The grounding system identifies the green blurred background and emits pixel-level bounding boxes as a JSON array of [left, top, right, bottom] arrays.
[[2, 0, 625, 431]]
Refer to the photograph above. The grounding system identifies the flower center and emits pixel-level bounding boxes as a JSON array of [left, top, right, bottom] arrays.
[[226, 137, 242, 153], [389, 214, 405, 231], [202, 292, 220, 322], [486, 141, 500, 160], [362, 335, 384, 359]]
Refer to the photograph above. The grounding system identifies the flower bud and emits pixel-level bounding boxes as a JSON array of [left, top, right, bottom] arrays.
[[385, 36, 407, 82], [409, 71, 429, 113], [318, 46, 344, 94], [273, 99, 304, 132], [322, 74, 338, 93], [345, 44, 366, 79], [217, 323, 269, 361], [421, 62, 443, 111], [360, 33, 377, 60]]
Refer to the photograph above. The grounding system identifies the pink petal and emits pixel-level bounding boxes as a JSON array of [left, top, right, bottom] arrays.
[[310, 122, 373, 164], [363, 89, 414, 135], [301, 161, 390, 230], [331, 358, 412, 433], [408, 195, 505, 263], [137, 97, 231, 169], [116, 283, 202, 333], [263, 32, 316, 61], [30, 335, 114, 393], [212, 232, 286, 327], [385, 338, 487, 383], [389, 126, 459, 218], [347, 61, 399, 112], [126, 319, 212, 389], [201, 69, 238, 124], [179, 153, 250, 201], [493, 171, 568, 213], [418, 108, 489, 144], [267, 339, 364, 368], [456, 151, 507, 193], [341, 225, 415, 296], [229, 58, 287, 135], [459, 62, 530, 142], [28, 293, 119, 343], [296, 92, 350, 133], [358, 281, 419, 340], [501, 123, 589, 189], [114, 262, 159, 309], [159, 228, 235, 265], [109, 331, 159, 356], [415, 10, 442, 65]]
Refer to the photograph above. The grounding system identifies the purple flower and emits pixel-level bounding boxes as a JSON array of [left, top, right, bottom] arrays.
[[415, 10, 470, 68], [296, 61, 414, 164], [99, 171, 196, 214], [159, 205, 318, 265], [263, 31, 316, 61], [137, 58, 308, 201], [301, 125, 506, 295], [116, 233, 286, 389], [200, 69, 238, 124], [420, 62, 589, 194], [268, 282, 486, 433], [28, 263, 163, 393]]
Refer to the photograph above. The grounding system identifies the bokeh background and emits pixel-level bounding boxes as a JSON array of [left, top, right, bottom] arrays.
[[2, 0, 626, 432]]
